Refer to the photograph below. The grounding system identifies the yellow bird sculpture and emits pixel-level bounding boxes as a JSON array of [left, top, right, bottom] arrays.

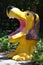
[[6, 6, 40, 60]]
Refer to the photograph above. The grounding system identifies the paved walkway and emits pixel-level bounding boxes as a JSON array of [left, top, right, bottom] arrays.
[[0, 53, 31, 65]]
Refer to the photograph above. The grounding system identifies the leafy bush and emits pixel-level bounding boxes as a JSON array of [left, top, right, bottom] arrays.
[[32, 39, 43, 65], [0, 35, 10, 51], [0, 35, 19, 52]]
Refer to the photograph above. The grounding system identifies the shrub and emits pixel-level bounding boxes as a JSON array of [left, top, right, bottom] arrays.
[[0, 35, 19, 52], [32, 39, 43, 65]]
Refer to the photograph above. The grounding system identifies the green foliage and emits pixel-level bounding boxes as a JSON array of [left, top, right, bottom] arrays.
[[0, 36, 10, 51], [33, 0, 39, 5], [32, 39, 43, 65], [0, 36, 19, 52]]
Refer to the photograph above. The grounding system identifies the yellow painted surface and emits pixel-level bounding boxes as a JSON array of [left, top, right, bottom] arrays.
[[6, 7, 39, 60]]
